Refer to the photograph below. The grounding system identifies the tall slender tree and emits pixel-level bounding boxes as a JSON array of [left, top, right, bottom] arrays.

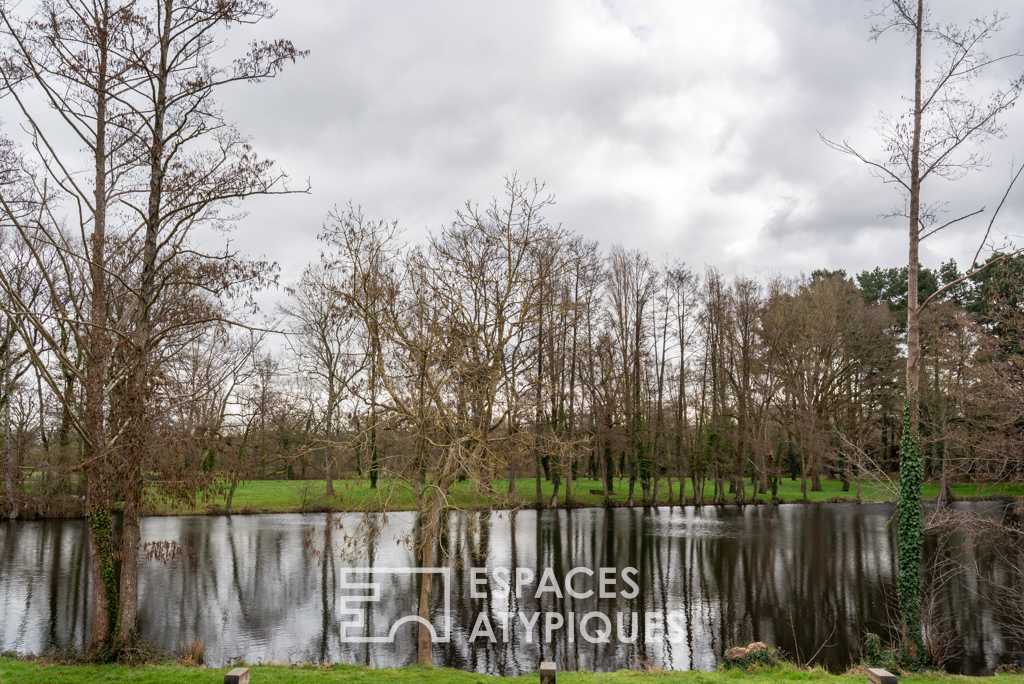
[[824, 0, 1024, 658]]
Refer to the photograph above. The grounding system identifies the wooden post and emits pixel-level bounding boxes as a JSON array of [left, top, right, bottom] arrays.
[[868, 668, 897, 684], [225, 667, 250, 684], [539, 661, 556, 684]]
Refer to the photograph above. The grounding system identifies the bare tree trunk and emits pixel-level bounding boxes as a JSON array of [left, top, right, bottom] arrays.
[[417, 516, 435, 665], [735, 415, 747, 503], [85, 23, 114, 646], [325, 401, 335, 496], [117, 0, 175, 640], [325, 450, 334, 495], [938, 435, 950, 507], [35, 357, 48, 456], [565, 450, 572, 505], [627, 464, 636, 506], [3, 340, 16, 519], [811, 455, 822, 492], [550, 456, 559, 509], [676, 434, 686, 505], [369, 394, 379, 489], [906, 0, 924, 410], [507, 437, 516, 496], [536, 288, 544, 508], [690, 452, 701, 506], [800, 453, 808, 501], [118, 487, 140, 640]]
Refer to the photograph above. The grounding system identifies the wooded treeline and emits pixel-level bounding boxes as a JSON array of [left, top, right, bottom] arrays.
[[4, 177, 1023, 520], [284, 186, 1024, 511]]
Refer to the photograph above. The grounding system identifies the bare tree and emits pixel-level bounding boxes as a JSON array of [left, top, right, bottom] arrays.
[[824, 0, 1023, 404], [0, 0, 147, 644], [605, 245, 658, 505], [0, 0, 303, 646], [823, 0, 1024, 656], [665, 262, 699, 503], [280, 264, 362, 496]]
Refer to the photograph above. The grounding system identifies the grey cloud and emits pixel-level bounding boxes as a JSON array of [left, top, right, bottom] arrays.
[[208, 0, 1024, 295]]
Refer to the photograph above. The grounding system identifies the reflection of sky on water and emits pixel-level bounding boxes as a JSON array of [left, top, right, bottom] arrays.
[[0, 503, 1018, 674]]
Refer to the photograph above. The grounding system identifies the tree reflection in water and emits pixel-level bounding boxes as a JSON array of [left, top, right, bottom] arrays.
[[0, 503, 1016, 673]]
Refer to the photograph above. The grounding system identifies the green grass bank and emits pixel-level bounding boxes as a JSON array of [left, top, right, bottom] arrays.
[[2, 661, 1023, 684], [149, 477, 1024, 517]]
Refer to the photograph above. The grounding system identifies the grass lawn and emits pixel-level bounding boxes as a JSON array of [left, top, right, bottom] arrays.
[[1, 661, 1023, 684], [146, 476, 1024, 517]]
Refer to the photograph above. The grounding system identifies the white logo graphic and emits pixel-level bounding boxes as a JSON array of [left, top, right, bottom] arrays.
[[338, 567, 451, 643]]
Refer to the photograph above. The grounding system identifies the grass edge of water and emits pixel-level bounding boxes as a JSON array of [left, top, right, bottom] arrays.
[[3, 658, 1024, 684]]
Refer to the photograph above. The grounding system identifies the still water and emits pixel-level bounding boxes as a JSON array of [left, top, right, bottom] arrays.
[[0, 503, 1018, 673]]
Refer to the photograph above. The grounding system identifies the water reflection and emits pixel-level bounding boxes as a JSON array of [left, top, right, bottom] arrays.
[[0, 503, 1016, 673]]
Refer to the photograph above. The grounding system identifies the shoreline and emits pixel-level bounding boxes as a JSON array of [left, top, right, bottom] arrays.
[[8, 477, 1023, 520]]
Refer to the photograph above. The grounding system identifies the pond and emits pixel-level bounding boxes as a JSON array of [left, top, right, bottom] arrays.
[[0, 502, 1019, 674]]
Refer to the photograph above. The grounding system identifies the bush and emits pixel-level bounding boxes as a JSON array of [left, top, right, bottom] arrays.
[[39, 634, 170, 666], [862, 632, 899, 671], [722, 642, 779, 670]]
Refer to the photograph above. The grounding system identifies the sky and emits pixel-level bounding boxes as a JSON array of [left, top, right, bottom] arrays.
[[209, 0, 1024, 303]]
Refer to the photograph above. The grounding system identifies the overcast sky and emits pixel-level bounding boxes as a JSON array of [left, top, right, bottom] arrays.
[[211, 0, 1024, 302]]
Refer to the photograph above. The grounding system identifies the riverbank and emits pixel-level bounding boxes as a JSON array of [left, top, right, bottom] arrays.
[[147, 477, 1023, 517], [1, 660, 1022, 684], [12, 476, 1024, 519]]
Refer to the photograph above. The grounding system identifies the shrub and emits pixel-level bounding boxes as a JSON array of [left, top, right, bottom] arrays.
[[722, 642, 779, 670], [862, 632, 898, 671], [179, 638, 206, 666]]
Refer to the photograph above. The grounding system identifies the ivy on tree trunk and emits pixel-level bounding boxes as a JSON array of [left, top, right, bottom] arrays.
[[897, 396, 926, 665]]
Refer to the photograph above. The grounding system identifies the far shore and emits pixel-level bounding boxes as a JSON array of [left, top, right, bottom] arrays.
[[11, 477, 1023, 520]]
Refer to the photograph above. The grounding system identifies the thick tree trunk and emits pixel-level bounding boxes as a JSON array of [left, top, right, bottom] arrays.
[[86, 21, 113, 647], [118, 1, 173, 641], [417, 515, 435, 665], [118, 504, 140, 637], [86, 470, 113, 647]]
